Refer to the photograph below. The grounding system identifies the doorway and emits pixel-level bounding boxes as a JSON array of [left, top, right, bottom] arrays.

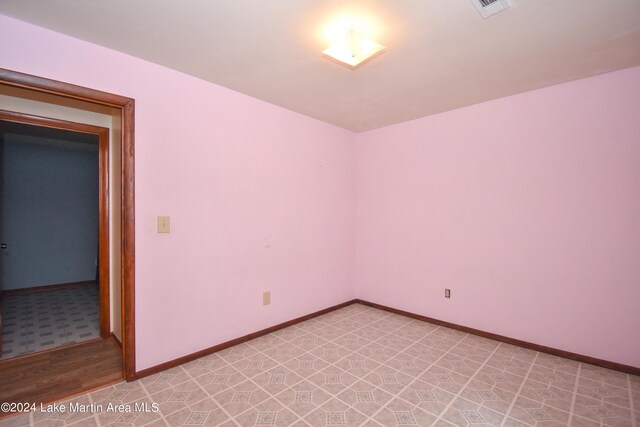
[[0, 67, 136, 381], [0, 113, 110, 359]]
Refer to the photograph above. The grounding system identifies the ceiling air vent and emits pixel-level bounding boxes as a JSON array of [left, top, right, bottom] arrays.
[[469, 0, 512, 18]]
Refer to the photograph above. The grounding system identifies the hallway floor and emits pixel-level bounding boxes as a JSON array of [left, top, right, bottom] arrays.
[[1, 282, 100, 359], [0, 337, 122, 423]]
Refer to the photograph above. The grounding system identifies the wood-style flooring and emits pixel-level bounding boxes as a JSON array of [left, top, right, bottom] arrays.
[[0, 338, 122, 416]]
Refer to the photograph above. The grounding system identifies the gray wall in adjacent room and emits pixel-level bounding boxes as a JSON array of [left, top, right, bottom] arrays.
[[0, 124, 99, 290]]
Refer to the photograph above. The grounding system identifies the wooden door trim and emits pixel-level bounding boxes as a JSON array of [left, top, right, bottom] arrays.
[[0, 68, 137, 381], [0, 109, 110, 338]]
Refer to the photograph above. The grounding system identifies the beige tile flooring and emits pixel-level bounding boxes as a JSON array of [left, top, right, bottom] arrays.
[[3, 303, 639, 426]]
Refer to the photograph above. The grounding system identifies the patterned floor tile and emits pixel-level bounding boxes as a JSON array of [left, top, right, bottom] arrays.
[[233, 398, 299, 426], [357, 343, 399, 364], [435, 354, 484, 378], [229, 354, 279, 380], [303, 398, 368, 426], [441, 397, 507, 426], [509, 395, 571, 426], [139, 367, 193, 396], [151, 379, 209, 417], [271, 326, 306, 342], [569, 414, 602, 426], [360, 419, 387, 427], [527, 365, 577, 393], [163, 398, 229, 426], [211, 379, 270, 416], [419, 367, 472, 395], [3, 303, 640, 427], [457, 378, 516, 415], [399, 379, 456, 417], [281, 355, 332, 380], [535, 354, 580, 377], [375, 333, 415, 353], [180, 354, 228, 378], [517, 382, 574, 413], [309, 344, 353, 364], [579, 365, 628, 389], [193, 365, 246, 397], [331, 356, 381, 383], [572, 397, 633, 427], [495, 344, 538, 364], [288, 334, 329, 352], [66, 416, 101, 426], [312, 326, 347, 341], [308, 366, 359, 396], [215, 343, 259, 364], [96, 397, 162, 426], [459, 335, 500, 352], [351, 326, 387, 342], [32, 394, 96, 426], [447, 343, 493, 365], [474, 366, 526, 394], [333, 334, 371, 352], [363, 366, 414, 395], [331, 318, 367, 333], [251, 366, 304, 396], [575, 381, 631, 409], [90, 382, 149, 407], [336, 380, 394, 417], [383, 353, 434, 377], [1, 284, 99, 360], [263, 343, 307, 364], [484, 354, 533, 378], [404, 343, 448, 365], [372, 398, 438, 426], [273, 381, 331, 417]]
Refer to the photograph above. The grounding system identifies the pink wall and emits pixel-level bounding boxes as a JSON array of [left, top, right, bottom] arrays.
[[0, 15, 356, 371], [356, 66, 640, 368]]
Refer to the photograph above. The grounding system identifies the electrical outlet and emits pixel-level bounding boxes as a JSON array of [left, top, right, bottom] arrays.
[[157, 216, 170, 233], [263, 291, 271, 305], [445, 289, 451, 298]]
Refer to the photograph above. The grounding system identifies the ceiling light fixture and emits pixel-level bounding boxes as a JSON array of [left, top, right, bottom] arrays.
[[322, 27, 385, 68]]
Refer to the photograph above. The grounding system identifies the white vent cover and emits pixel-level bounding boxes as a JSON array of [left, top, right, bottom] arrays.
[[469, 0, 513, 18]]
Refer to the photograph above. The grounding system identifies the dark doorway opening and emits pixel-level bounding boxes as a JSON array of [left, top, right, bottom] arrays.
[[0, 117, 109, 359]]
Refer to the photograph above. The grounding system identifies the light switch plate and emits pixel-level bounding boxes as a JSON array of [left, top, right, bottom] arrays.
[[263, 291, 271, 305], [157, 216, 170, 233]]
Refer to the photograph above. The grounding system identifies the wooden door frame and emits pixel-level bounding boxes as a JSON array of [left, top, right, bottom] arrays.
[[0, 109, 111, 338], [0, 68, 137, 381]]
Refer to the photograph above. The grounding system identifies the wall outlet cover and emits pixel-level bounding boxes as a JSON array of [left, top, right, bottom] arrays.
[[157, 216, 170, 233]]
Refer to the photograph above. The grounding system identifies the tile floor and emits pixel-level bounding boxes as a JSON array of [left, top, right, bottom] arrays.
[[3, 303, 639, 426], [0, 283, 100, 359]]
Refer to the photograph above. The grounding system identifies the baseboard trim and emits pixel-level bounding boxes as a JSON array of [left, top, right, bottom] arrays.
[[1, 280, 97, 296], [134, 297, 639, 380], [111, 333, 123, 353], [355, 299, 640, 376], [135, 299, 359, 379]]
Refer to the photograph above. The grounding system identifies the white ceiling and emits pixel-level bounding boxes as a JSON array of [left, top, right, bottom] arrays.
[[1, 0, 639, 132]]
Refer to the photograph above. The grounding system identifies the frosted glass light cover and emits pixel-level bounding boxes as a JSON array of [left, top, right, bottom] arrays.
[[323, 28, 385, 67]]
